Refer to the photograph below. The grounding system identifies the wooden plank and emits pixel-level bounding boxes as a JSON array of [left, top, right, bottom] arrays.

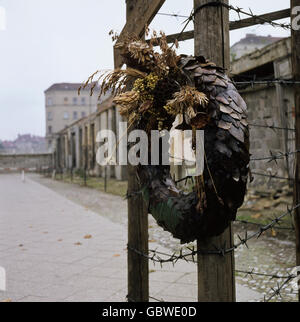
[[194, 0, 236, 302], [127, 163, 149, 302], [230, 8, 290, 30], [159, 9, 290, 45], [114, 0, 166, 68], [292, 0, 300, 302], [123, 0, 153, 302]]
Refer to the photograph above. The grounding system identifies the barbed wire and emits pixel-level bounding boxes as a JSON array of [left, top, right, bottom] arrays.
[[171, 1, 291, 46], [192, 2, 291, 29], [149, 296, 165, 302], [264, 275, 297, 302], [236, 268, 297, 280], [235, 80, 300, 87], [128, 202, 300, 265], [248, 123, 296, 132], [169, 149, 300, 164], [126, 295, 165, 302], [236, 218, 294, 231], [250, 150, 300, 162], [157, 12, 189, 19]]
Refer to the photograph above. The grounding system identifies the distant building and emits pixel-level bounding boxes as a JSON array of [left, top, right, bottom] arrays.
[[1, 134, 47, 154], [44, 82, 106, 150], [230, 34, 283, 61]]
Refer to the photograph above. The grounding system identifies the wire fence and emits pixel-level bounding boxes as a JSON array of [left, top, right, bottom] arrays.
[[127, 3, 299, 297], [159, 3, 291, 30], [44, 2, 299, 303], [167, 0, 292, 48]]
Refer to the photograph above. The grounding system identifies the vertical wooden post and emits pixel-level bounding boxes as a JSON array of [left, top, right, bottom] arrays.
[[125, 0, 149, 303], [194, 0, 236, 302], [291, 0, 300, 302]]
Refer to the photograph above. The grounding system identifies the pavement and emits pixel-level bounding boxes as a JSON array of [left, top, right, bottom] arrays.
[[0, 173, 262, 302]]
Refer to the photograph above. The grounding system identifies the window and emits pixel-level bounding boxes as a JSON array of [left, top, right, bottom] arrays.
[[48, 126, 52, 134], [81, 111, 86, 118], [63, 112, 69, 120], [73, 97, 78, 105], [64, 97, 68, 105], [73, 111, 78, 120], [47, 98, 53, 106], [47, 112, 53, 121], [81, 97, 86, 105]]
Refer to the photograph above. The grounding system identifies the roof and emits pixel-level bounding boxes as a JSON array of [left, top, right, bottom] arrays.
[[231, 33, 283, 48], [231, 37, 291, 76], [44, 82, 100, 93]]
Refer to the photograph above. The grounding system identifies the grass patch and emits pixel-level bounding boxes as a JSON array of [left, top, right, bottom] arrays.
[[54, 173, 128, 198]]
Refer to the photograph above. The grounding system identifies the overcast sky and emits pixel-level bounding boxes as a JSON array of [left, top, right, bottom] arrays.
[[0, 0, 291, 141]]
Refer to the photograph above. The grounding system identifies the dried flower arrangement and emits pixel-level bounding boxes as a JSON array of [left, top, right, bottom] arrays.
[[81, 30, 250, 243]]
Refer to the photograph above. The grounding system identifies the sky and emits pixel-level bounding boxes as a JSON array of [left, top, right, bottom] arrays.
[[0, 0, 291, 141]]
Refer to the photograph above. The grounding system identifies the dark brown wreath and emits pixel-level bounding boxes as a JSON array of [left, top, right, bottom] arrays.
[[83, 31, 250, 244]]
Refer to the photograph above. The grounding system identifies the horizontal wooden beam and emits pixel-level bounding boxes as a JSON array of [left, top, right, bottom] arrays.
[[230, 8, 290, 31], [157, 9, 290, 45]]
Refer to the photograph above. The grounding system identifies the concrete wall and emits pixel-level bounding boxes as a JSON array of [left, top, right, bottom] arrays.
[[0, 153, 53, 171], [231, 37, 295, 187], [241, 84, 295, 187]]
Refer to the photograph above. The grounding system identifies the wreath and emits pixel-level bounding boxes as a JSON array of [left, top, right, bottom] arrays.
[[84, 31, 250, 243]]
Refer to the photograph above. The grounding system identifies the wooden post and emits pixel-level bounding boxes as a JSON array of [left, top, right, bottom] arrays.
[[125, 0, 148, 303], [194, 0, 236, 302], [292, 0, 300, 302], [113, 0, 166, 303]]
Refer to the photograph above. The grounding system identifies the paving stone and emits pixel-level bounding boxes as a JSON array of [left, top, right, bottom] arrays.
[[0, 174, 263, 302]]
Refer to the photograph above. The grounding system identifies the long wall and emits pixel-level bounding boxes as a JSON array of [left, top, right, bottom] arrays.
[[0, 153, 53, 172]]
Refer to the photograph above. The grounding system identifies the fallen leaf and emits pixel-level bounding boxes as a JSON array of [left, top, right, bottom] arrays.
[[148, 239, 156, 243], [84, 235, 92, 239], [113, 254, 120, 257], [57, 239, 63, 242], [251, 213, 262, 219], [271, 228, 277, 237], [1, 299, 12, 302], [74, 242, 82, 246]]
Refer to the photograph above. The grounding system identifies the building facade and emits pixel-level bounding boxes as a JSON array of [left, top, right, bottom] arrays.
[[44, 83, 101, 150], [231, 33, 283, 61], [231, 37, 295, 187]]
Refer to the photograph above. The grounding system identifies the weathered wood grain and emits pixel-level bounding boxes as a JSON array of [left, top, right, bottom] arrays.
[[292, 0, 300, 302], [194, 0, 236, 302]]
